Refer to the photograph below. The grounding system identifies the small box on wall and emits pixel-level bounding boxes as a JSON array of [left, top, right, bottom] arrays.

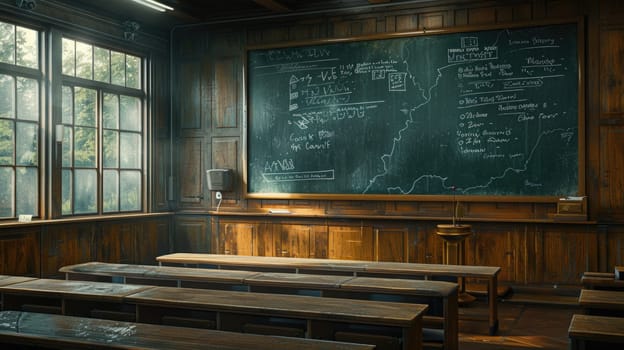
[[553, 196, 587, 221], [206, 169, 233, 192]]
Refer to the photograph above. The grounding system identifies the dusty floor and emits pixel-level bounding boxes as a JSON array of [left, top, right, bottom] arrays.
[[458, 298, 578, 350]]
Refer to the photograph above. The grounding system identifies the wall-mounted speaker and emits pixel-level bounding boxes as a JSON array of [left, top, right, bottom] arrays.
[[206, 169, 233, 191]]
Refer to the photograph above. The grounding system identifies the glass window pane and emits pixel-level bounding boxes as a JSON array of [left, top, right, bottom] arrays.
[[74, 87, 96, 126], [103, 93, 119, 129], [15, 26, 38, 69], [94, 46, 110, 83], [111, 51, 124, 86], [103, 130, 118, 168], [0, 167, 14, 217], [103, 169, 118, 212], [126, 54, 140, 89], [120, 95, 140, 131], [0, 74, 15, 119], [120, 132, 140, 169], [16, 122, 37, 166], [17, 77, 38, 121], [74, 126, 96, 167], [74, 169, 97, 214], [62, 86, 73, 124], [75, 41, 92, 80], [62, 126, 73, 167], [62, 38, 75, 76], [0, 120, 13, 165], [120, 170, 140, 211], [62, 169, 72, 215], [16, 166, 37, 215], [0, 22, 15, 65]]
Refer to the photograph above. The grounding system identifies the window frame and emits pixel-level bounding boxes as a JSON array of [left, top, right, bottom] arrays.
[[57, 34, 148, 217]]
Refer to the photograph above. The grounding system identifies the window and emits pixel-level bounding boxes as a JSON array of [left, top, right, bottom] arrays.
[[0, 21, 40, 219], [61, 38, 144, 215]]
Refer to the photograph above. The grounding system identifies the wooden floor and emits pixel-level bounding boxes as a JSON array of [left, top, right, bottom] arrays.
[[459, 298, 578, 350]]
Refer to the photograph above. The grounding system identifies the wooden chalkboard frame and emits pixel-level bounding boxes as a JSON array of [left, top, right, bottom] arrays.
[[243, 18, 585, 202]]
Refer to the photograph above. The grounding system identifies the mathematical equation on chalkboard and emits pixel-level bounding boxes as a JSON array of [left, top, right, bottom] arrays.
[[246, 22, 579, 197]]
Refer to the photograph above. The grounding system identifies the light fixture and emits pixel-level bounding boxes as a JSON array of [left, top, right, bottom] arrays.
[[130, 0, 173, 12]]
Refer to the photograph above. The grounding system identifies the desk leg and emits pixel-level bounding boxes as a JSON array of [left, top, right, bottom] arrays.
[[402, 321, 422, 350], [488, 275, 499, 335]]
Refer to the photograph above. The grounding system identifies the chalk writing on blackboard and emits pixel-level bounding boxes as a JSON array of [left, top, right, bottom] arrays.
[[247, 23, 579, 197]]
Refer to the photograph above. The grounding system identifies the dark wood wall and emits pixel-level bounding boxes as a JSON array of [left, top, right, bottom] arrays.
[[172, 0, 624, 289]]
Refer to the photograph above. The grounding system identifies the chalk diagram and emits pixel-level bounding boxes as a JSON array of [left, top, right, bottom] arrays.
[[248, 24, 578, 196]]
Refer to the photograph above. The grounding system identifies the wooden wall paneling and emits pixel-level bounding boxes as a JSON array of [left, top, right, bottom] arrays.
[[41, 224, 96, 278], [467, 6, 497, 25], [254, 222, 274, 256], [330, 15, 378, 37], [601, 0, 624, 18], [395, 13, 418, 32], [328, 224, 374, 260], [405, 225, 431, 264], [599, 126, 624, 220], [151, 54, 171, 211], [173, 215, 210, 253], [98, 222, 140, 264], [530, 225, 598, 285], [0, 228, 40, 277], [606, 225, 624, 269], [544, 0, 582, 18], [221, 221, 255, 255], [600, 26, 624, 114], [152, 136, 171, 210], [287, 20, 328, 42], [512, 2, 533, 21], [136, 218, 172, 264], [274, 223, 312, 258], [310, 224, 329, 258], [465, 224, 525, 284], [374, 225, 410, 262], [214, 57, 239, 129], [419, 10, 449, 29], [176, 61, 203, 132], [177, 138, 207, 207]]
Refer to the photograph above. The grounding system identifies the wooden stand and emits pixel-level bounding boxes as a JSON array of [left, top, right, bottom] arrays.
[[436, 224, 476, 305]]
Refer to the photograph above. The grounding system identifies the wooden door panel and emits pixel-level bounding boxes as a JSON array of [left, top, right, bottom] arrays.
[[328, 226, 374, 261]]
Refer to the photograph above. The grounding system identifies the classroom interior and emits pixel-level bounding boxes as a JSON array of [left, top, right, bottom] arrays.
[[0, 0, 623, 349]]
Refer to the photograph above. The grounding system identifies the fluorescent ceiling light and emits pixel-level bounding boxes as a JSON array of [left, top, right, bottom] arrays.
[[131, 0, 173, 12]]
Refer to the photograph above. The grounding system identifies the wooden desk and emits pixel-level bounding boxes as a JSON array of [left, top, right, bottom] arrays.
[[0, 278, 153, 320], [127, 286, 427, 350], [0, 310, 374, 350], [568, 314, 624, 350], [581, 271, 624, 290], [157, 253, 500, 335], [579, 289, 624, 316], [61, 262, 458, 349], [0, 275, 37, 287]]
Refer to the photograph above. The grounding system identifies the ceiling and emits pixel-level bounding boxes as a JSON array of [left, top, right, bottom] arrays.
[[50, 0, 425, 34]]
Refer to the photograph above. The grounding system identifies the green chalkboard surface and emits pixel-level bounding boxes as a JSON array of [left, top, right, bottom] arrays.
[[246, 22, 579, 198]]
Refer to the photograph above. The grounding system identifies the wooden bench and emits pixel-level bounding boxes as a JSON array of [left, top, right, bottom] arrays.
[[156, 253, 500, 335], [568, 314, 624, 350], [0, 310, 375, 350], [0, 278, 153, 321], [61, 262, 459, 349], [578, 288, 624, 317], [0, 278, 427, 350], [581, 271, 624, 290], [127, 286, 426, 350]]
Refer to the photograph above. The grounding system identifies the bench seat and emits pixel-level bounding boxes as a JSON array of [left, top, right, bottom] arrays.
[[568, 314, 624, 350], [0, 310, 375, 350]]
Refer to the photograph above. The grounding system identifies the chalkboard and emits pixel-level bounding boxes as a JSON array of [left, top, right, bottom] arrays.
[[246, 22, 580, 198]]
